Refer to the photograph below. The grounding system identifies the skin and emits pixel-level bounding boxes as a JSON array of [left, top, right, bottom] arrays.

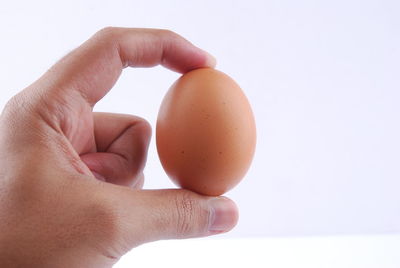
[[0, 28, 238, 267]]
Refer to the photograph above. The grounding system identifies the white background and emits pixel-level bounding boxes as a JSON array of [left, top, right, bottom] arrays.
[[114, 235, 400, 268], [0, 0, 399, 263]]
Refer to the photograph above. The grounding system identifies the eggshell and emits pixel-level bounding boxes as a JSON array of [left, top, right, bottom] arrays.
[[156, 68, 256, 196]]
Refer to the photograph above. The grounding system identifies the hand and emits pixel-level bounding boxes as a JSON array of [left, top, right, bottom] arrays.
[[0, 28, 238, 267]]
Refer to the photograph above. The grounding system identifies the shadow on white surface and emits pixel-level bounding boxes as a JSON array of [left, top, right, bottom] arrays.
[[114, 234, 400, 268]]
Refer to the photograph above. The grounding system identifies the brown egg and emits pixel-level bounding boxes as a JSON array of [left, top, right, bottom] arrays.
[[156, 68, 256, 196]]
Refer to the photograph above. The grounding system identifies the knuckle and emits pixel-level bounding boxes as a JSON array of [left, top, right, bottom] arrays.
[[98, 26, 118, 35], [4, 89, 58, 123], [1, 92, 38, 130], [125, 115, 151, 133], [157, 28, 174, 36], [166, 30, 182, 41], [135, 118, 152, 139], [95, 27, 122, 42], [3, 94, 19, 112], [153, 28, 180, 41], [3, 92, 30, 115]]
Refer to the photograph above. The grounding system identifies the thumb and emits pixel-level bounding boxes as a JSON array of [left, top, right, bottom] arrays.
[[102, 188, 238, 249]]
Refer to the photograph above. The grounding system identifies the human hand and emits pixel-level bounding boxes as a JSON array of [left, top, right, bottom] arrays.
[[0, 28, 238, 267]]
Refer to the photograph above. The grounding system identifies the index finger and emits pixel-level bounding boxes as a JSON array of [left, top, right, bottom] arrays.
[[34, 27, 216, 106]]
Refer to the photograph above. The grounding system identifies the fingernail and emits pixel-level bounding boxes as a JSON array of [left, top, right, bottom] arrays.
[[92, 171, 106, 182], [204, 51, 217, 68], [208, 197, 238, 233]]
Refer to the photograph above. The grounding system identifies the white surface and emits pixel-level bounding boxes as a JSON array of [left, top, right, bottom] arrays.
[[114, 234, 400, 268], [0, 0, 399, 237]]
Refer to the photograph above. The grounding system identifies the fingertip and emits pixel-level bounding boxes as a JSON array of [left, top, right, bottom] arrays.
[[207, 196, 239, 234], [203, 51, 217, 68], [175, 50, 216, 74], [158, 30, 217, 73]]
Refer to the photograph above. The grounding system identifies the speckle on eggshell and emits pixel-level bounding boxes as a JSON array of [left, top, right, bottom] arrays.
[[156, 68, 256, 196]]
